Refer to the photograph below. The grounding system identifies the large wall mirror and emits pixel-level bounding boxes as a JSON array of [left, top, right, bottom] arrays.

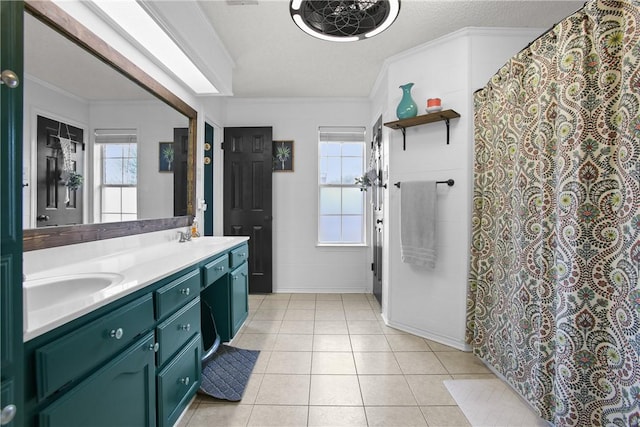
[[23, 1, 197, 251]]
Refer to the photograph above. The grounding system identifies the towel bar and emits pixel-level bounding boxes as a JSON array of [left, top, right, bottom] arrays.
[[394, 179, 454, 188]]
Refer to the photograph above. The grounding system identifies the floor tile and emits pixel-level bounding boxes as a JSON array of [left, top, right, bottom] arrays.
[[379, 322, 407, 335], [251, 351, 271, 374], [425, 339, 461, 352], [343, 301, 374, 310], [315, 320, 349, 334], [308, 406, 367, 426], [239, 373, 262, 404], [385, 334, 430, 351], [354, 352, 402, 374], [272, 333, 313, 351], [265, 351, 312, 374], [186, 403, 252, 427], [315, 309, 347, 320], [290, 293, 317, 300], [316, 300, 345, 310], [288, 299, 316, 310], [358, 375, 417, 406], [244, 320, 281, 334], [258, 300, 290, 310], [435, 351, 491, 374], [232, 334, 277, 351], [251, 309, 286, 321], [347, 320, 383, 334], [283, 309, 315, 321], [420, 406, 471, 426], [309, 375, 363, 406], [405, 375, 456, 406], [350, 335, 391, 352], [365, 406, 428, 426], [395, 351, 448, 374], [255, 374, 310, 405], [313, 334, 352, 352], [316, 293, 343, 300], [279, 320, 315, 334], [312, 352, 357, 374], [345, 309, 378, 320], [247, 405, 308, 426]]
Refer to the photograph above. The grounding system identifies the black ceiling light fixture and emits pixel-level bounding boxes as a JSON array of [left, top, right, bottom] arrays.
[[290, 0, 400, 42]]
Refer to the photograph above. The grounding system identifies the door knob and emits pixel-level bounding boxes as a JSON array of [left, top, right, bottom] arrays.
[[0, 70, 20, 89], [37, 214, 50, 221], [0, 404, 16, 425]]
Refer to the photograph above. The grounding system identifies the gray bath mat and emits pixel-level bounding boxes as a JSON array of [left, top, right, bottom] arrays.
[[199, 345, 260, 401]]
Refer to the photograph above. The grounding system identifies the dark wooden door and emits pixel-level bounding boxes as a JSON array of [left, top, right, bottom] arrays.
[[223, 127, 273, 294], [36, 115, 84, 227], [0, 1, 24, 425], [372, 116, 384, 305], [173, 127, 189, 216]]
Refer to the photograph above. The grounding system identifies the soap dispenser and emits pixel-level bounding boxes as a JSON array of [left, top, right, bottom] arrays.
[[191, 218, 200, 238]]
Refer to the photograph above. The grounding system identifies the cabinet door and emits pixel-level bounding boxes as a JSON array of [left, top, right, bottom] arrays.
[[0, 2, 24, 426], [39, 333, 156, 427], [230, 263, 249, 338]]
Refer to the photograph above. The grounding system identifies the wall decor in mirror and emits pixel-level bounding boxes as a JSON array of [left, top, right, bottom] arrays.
[[22, 1, 197, 251]]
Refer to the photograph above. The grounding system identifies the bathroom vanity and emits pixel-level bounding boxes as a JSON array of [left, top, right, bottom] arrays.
[[22, 235, 249, 427]]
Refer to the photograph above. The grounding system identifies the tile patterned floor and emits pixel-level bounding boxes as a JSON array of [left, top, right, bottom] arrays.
[[178, 293, 495, 427]]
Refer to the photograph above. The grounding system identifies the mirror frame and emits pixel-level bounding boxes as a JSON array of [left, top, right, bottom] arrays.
[[22, 0, 197, 251]]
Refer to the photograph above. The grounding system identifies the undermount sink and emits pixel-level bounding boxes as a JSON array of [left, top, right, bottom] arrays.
[[24, 273, 124, 312]]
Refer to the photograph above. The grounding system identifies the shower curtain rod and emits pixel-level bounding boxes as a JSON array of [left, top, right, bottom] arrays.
[[394, 179, 454, 188]]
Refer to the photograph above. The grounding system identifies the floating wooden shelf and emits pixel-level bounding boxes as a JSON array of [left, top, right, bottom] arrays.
[[384, 109, 461, 150]]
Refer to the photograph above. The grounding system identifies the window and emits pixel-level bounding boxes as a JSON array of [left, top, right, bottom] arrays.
[[318, 126, 366, 244], [95, 129, 138, 222]]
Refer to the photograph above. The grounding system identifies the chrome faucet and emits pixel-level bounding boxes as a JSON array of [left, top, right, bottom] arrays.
[[178, 229, 192, 242]]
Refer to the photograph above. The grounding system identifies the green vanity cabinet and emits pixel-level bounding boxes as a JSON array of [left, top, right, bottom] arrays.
[[203, 243, 249, 342], [38, 332, 157, 427], [26, 241, 249, 427], [230, 262, 249, 338]]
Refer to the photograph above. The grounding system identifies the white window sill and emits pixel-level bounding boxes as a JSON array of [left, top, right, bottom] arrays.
[[316, 243, 368, 248]]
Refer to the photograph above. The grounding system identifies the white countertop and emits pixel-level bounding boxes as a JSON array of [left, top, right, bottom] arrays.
[[23, 236, 248, 342]]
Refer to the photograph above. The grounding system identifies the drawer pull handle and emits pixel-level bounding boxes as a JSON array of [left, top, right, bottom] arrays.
[[180, 376, 190, 386], [0, 404, 17, 425], [110, 328, 124, 340], [181, 288, 191, 296], [233, 275, 238, 280], [215, 266, 225, 271], [180, 324, 191, 332], [148, 342, 160, 352]]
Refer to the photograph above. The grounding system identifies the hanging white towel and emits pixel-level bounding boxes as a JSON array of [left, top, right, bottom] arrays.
[[400, 181, 437, 268]]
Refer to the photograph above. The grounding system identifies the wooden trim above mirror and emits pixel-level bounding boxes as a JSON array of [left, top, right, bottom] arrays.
[[23, 0, 197, 252]]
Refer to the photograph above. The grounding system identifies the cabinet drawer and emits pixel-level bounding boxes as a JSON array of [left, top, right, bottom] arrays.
[[157, 334, 201, 427], [155, 269, 199, 319], [156, 297, 201, 367], [35, 295, 154, 401], [229, 244, 249, 269], [203, 254, 228, 288], [39, 332, 156, 427]]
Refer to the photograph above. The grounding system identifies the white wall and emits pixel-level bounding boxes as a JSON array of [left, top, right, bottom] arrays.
[[224, 98, 371, 293], [370, 28, 545, 350], [89, 101, 189, 221]]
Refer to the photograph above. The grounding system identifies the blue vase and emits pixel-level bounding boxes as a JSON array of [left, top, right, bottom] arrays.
[[396, 83, 418, 119]]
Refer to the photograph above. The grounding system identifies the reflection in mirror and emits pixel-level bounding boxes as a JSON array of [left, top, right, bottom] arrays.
[[22, 0, 197, 251], [23, 12, 189, 229]]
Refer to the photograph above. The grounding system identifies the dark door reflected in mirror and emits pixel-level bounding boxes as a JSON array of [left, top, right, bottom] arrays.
[[22, 1, 197, 251]]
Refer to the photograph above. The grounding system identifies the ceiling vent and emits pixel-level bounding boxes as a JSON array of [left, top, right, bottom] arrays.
[[290, 0, 400, 42]]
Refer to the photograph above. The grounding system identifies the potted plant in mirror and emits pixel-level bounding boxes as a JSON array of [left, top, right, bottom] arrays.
[[65, 171, 84, 191], [355, 169, 378, 191]]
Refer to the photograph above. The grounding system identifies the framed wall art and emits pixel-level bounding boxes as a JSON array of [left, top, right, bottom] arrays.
[[273, 140, 294, 172], [159, 142, 174, 172]]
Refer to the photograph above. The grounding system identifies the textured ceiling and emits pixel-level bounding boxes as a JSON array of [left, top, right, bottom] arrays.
[[199, 0, 585, 98], [25, 1, 585, 101]]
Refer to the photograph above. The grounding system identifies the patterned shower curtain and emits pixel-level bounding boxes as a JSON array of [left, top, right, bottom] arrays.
[[468, 0, 640, 425]]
